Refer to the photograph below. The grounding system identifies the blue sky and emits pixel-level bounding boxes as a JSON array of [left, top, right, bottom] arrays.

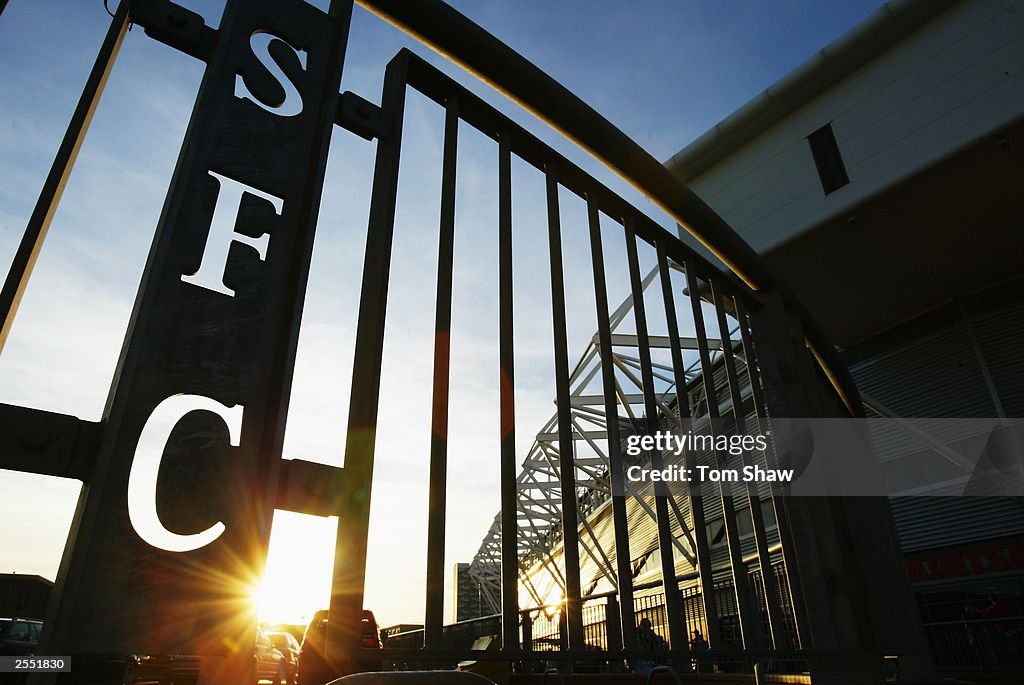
[[0, 0, 884, 628]]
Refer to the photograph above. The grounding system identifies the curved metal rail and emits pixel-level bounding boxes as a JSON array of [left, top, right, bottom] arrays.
[[357, 0, 861, 415]]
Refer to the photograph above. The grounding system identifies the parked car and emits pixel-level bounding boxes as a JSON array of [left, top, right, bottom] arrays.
[[269, 623, 307, 645], [267, 630, 300, 684], [0, 618, 42, 656], [255, 626, 290, 685], [298, 609, 381, 685]]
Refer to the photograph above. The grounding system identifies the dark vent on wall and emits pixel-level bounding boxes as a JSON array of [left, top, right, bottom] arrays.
[[807, 123, 850, 195]]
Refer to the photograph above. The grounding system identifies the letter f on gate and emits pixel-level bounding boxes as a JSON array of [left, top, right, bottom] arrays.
[[127, 394, 244, 553], [181, 171, 284, 297]]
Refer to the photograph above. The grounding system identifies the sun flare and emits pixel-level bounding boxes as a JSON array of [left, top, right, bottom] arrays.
[[252, 511, 338, 626]]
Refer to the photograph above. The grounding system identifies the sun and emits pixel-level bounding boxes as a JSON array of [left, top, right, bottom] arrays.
[[251, 511, 338, 626]]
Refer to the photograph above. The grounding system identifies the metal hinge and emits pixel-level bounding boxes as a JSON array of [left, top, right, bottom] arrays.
[[130, 0, 218, 62], [336, 91, 393, 141]]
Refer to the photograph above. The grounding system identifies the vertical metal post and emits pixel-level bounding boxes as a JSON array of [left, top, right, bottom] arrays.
[[332, 51, 409, 665], [623, 220, 686, 652], [37, 3, 356, 683], [558, 606, 569, 652], [656, 243, 719, 648], [742, 290, 917, 684], [425, 93, 459, 649], [586, 199, 636, 654], [605, 596, 624, 671], [684, 264, 762, 651], [709, 280, 787, 651], [733, 294, 808, 650], [544, 163, 585, 651], [521, 610, 534, 653], [498, 129, 520, 655], [0, 0, 131, 351]]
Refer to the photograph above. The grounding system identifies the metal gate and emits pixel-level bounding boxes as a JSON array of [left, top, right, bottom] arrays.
[[0, 1, 923, 683]]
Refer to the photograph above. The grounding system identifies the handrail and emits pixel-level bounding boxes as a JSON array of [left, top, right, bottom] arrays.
[[357, 0, 862, 416], [358, 0, 766, 288]]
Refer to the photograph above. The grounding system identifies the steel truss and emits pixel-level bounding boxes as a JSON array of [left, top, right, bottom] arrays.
[[467, 264, 751, 615]]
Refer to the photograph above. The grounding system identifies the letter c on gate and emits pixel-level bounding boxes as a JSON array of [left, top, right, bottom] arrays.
[[127, 394, 244, 553]]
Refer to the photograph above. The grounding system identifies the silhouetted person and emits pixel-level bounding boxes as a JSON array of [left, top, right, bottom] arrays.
[[690, 629, 710, 673], [633, 618, 666, 673]]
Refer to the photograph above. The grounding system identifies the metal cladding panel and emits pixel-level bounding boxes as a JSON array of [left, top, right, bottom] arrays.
[[889, 497, 1024, 553], [623, 492, 664, 559], [851, 294, 1024, 553], [972, 299, 1024, 417], [849, 325, 997, 418]]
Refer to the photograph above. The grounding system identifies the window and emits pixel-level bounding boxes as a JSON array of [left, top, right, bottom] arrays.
[[706, 519, 727, 547], [807, 123, 850, 195], [6, 621, 30, 640]]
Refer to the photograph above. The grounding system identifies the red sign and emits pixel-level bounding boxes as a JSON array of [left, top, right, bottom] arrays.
[[907, 539, 1024, 583]]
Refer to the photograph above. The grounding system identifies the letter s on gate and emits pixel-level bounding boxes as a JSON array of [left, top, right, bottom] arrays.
[[127, 394, 244, 553], [235, 32, 307, 117]]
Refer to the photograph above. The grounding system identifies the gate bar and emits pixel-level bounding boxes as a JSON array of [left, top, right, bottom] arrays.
[[656, 243, 720, 649], [0, 0, 131, 351], [425, 95, 460, 648], [709, 280, 788, 651], [684, 266, 762, 651], [586, 200, 637, 654], [332, 52, 409, 660], [623, 219, 687, 653], [545, 163, 585, 651], [497, 128, 520, 654]]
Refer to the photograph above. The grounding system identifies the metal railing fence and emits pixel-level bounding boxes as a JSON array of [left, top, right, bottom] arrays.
[[0, 1, 883, 682]]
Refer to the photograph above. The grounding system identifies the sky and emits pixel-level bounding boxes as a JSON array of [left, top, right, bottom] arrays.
[[0, 0, 886, 630]]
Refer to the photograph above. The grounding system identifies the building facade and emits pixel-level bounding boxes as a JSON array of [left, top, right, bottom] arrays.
[[452, 563, 487, 623], [665, 0, 1024, 673], [0, 573, 52, 620]]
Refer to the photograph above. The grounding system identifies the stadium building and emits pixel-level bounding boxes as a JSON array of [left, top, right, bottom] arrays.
[[466, 0, 1024, 675]]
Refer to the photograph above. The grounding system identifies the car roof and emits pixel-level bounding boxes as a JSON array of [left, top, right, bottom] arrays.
[[267, 631, 296, 640], [306, 609, 376, 625]]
